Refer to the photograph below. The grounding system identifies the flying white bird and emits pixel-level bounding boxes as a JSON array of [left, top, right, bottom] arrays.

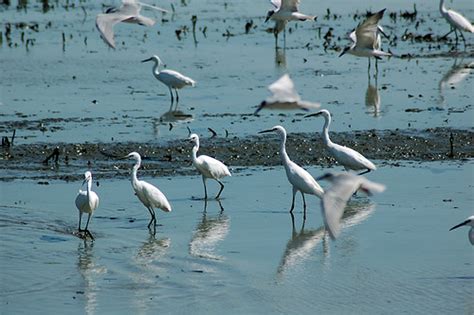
[[142, 55, 196, 104], [126, 152, 171, 232], [317, 172, 385, 239], [75, 171, 100, 240], [96, 0, 168, 49], [259, 125, 324, 220], [449, 215, 474, 245], [439, 0, 474, 46], [189, 134, 231, 200], [265, 0, 316, 46], [255, 74, 320, 114], [305, 109, 376, 174], [339, 9, 391, 72]]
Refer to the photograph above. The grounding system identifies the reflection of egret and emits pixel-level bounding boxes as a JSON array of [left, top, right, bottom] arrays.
[[135, 234, 171, 266], [77, 242, 107, 315], [189, 200, 229, 260], [275, 47, 287, 69], [277, 201, 376, 276], [365, 76, 381, 117], [438, 59, 473, 104], [449, 215, 474, 245]]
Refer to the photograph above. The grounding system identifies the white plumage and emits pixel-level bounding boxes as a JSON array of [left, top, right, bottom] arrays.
[[75, 171, 99, 239], [96, 0, 168, 49], [259, 125, 323, 220], [317, 172, 385, 239], [255, 74, 320, 114], [189, 134, 231, 199], [305, 109, 376, 174], [449, 215, 474, 245], [142, 55, 196, 104], [439, 0, 474, 46], [126, 152, 171, 231]]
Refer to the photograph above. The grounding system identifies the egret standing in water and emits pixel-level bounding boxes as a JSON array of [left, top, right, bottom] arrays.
[[449, 216, 474, 245], [189, 134, 231, 200], [259, 126, 323, 220], [317, 172, 385, 239], [142, 55, 196, 105], [305, 109, 376, 174], [126, 152, 171, 232], [96, 0, 168, 49], [339, 9, 391, 73], [75, 171, 99, 240], [439, 0, 474, 47]]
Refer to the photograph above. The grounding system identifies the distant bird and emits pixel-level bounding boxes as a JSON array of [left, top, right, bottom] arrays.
[[126, 152, 171, 231], [96, 0, 168, 49], [189, 134, 231, 199], [75, 171, 100, 240], [317, 172, 385, 239], [449, 215, 474, 245], [142, 55, 196, 104], [305, 109, 376, 174], [265, 0, 316, 47], [439, 0, 474, 46], [255, 74, 321, 114], [339, 9, 391, 72], [259, 125, 324, 220]]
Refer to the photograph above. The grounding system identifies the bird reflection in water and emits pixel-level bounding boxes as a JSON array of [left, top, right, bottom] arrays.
[[275, 47, 287, 69], [365, 75, 381, 117], [152, 101, 194, 137], [438, 58, 473, 104], [277, 201, 376, 277], [189, 199, 229, 261], [77, 241, 107, 315]]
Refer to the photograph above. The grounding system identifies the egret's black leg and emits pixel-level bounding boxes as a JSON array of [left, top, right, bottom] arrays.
[[215, 179, 225, 199], [202, 176, 208, 200], [357, 169, 371, 176], [301, 192, 307, 221], [289, 187, 297, 214]]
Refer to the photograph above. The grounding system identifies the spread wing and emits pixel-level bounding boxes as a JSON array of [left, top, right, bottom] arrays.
[[96, 2, 139, 48], [269, 0, 281, 9], [281, 0, 300, 12], [267, 74, 300, 103], [355, 9, 385, 49]]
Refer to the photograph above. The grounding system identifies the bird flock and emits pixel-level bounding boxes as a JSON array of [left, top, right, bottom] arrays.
[[72, 0, 472, 243]]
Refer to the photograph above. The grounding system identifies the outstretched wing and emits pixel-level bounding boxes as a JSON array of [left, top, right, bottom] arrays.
[[281, 0, 300, 12], [269, 0, 281, 9], [355, 9, 385, 49], [267, 74, 300, 103], [96, 2, 139, 48]]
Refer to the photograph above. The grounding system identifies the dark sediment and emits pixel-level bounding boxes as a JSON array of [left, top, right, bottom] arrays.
[[1, 127, 473, 182]]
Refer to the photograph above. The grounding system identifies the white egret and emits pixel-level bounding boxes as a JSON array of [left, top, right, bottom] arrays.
[[305, 109, 376, 174], [317, 172, 385, 239], [265, 0, 316, 47], [142, 55, 196, 104], [259, 126, 324, 220], [96, 0, 168, 49], [439, 0, 474, 46], [449, 216, 474, 245], [189, 134, 231, 200], [255, 74, 320, 114], [339, 9, 391, 72], [126, 152, 171, 231], [75, 171, 99, 240]]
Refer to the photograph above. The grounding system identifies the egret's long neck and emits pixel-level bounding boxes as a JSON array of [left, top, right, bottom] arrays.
[[279, 132, 291, 166], [86, 179, 92, 198], [132, 158, 141, 186], [192, 140, 199, 162], [439, 0, 446, 13], [322, 115, 333, 146], [153, 60, 161, 75]]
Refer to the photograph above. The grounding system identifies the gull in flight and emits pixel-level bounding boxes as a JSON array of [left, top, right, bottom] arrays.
[[339, 9, 391, 73], [255, 74, 320, 114], [317, 172, 385, 239], [265, 0, 316, 47], [96, 0, 168, 49]]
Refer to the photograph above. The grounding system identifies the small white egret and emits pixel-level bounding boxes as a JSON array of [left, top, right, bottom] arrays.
[[255, 74, 321, 114], [339, 9, 391, 72], [126, 152, 171, 231], [439, 0, 474, 46], [75, 171, 100, 240], [96, 0, 168, 49], [259, 126, 324, 220], [142, 55, 196, 104], [317, 172, 385, 239], [305, 109, 376, 174], [189, 134, 231, 200], [449, 215, 474, 245], [265, 0, 316, 46]]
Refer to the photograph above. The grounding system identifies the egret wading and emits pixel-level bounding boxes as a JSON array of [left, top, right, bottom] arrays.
[[259, 126, 323, 220], [142, 55, 196, 105], [305, 109, 376, 174], [189, 134, 231, 200], [75, 171, 99, 240], [449, 216, 474, 245], [126, 152, 171, 232], [96, 0, 168, 49], [439, 0, 474, 47], [317, 172, 385, 239]]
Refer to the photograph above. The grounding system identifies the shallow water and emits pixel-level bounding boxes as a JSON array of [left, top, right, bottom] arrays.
[[1, 0, 473, 144], [1, 161, 473, 314]]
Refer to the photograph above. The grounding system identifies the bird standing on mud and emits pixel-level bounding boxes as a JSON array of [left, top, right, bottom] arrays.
[[75, 171, 100, 240], [439, 0, 474, 47]]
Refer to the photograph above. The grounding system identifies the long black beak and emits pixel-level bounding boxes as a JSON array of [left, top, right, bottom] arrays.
[[258, 128, 274, 134], [449, 220, 469, 231], [141, 57, 153, 63], [316, 173, 331, 181], [304, 112, 321, 118]]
